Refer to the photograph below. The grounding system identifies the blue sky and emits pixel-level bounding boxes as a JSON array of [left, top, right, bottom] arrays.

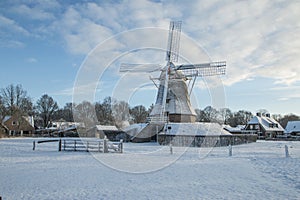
[[0, 0, 299, 115]]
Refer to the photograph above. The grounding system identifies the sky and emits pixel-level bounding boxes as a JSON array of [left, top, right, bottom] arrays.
[[0, 0, 299, 116]]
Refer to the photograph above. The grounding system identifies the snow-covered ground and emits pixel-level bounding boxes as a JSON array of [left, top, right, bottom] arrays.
[[0, 138, 299, 200]]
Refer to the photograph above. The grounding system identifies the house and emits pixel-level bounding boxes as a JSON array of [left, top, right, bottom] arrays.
[[285, 121, 300, 136], [243, 113, 284, 139], [2, 114, 35, 136]]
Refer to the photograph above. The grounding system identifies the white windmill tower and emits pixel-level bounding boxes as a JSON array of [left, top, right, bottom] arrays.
[[121, 21, 226, 142]]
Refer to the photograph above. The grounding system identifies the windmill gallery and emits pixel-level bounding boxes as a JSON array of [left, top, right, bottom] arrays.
[[121, 21, 257, 146]]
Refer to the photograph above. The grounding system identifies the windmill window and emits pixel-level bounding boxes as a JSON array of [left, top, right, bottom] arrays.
[[12, 121, 18, 125], [166, 99, 170, 103]]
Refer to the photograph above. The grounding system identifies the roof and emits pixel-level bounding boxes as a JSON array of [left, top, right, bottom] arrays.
[[285, 121, 300, 134], [95, 125, 118, 131], [161, 122, 232, 136], [123, 123, 147, 133], [223, 125, 245, 133], [247, 116, 284, 132], [2, 115, 34, 127], [2, 116, 11, 123]]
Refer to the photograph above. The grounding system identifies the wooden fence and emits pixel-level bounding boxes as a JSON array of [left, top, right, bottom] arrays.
[[33, 138, 123, 153]]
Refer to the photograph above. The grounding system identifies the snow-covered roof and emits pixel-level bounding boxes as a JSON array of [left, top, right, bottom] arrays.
[[161, 122, 232, 136], [51, 122, 85, 129], [2, 115, 35, 127], [285, 121, 300, 134], [96, 125, 118, 131], [123, 123, 147, 133], [247, 116, 284, 132], [223, 125, 245, 133], [2, 116, 11, 123], [123, 123, 148, 138], [23, 116, 34, 127]]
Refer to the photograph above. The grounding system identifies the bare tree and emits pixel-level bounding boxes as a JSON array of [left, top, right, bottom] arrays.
[[201, 106, 218, 122], [0, 84, 33, 115], [0, 96, 8, 121], [73, 101, 97, 128], [219, 108, 233, 125], [53, 103, 74, 122], [36, 94, 59, 128], [229, 110, 253, 127], [95, 97, 114, 125], [112, 100, 131, 128], [130, 105, 149, 123]]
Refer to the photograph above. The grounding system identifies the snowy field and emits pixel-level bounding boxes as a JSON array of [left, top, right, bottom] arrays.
[[0, 138, 300, 200]]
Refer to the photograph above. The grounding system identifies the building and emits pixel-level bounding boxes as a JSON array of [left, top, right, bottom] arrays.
[[2, 115, 35, 136], [223, 125, 245, 134], [243, 113, 284, 139], [285, 121, 300, 136], [158, 122, 257, 147], [87, 125, 128, 141]]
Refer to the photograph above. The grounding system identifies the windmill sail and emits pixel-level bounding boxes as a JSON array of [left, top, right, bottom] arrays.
[[166, 21, 182, 63], [176, 61, 226, 77], [120, 63, 162, 73]]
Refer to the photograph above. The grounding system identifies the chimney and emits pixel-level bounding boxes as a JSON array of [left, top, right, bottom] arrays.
[[256, 113, 261, 117]]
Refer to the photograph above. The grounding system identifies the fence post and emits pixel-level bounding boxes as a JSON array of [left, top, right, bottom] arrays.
[[104, 136, 108, 153], [58, 139, 62, 151], [285, 145, 290, 158], [33, 141, 35, 151], [119, 139, 123, 153], [98, 141, 101, 152], [228, 145, 232, 157], [74, 140, 77, 151], [63, 140, 66, 151], [170, 143, 173, 155]]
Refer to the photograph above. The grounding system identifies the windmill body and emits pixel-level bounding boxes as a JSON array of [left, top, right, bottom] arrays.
[[150, 68, 197, 123]]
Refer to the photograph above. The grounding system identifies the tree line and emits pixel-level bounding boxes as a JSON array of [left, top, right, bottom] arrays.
[[0, 84, 299, 129]]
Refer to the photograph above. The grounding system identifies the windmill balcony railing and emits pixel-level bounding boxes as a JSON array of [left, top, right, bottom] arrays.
[[147, 116, 168, 123]]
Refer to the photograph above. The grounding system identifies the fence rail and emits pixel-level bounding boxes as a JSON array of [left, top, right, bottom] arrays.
[[33, 138, 123, 153]]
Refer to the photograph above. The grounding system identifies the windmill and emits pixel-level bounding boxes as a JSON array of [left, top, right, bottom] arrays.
[[120, 21, 226, 125]]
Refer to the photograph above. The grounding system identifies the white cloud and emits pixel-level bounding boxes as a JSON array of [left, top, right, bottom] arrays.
[[0, 15, 29, 35], [0, 39, 24, 48], [0, 15, 29, 47], [51, 6, 114, 55], [11, 4, 55, 20], [3, 0, 300, 88], [26, 57, 38, 63]]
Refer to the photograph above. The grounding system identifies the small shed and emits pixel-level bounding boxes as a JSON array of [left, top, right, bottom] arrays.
[[285, 121, 300, 136], [87, 125, 128, 141]]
